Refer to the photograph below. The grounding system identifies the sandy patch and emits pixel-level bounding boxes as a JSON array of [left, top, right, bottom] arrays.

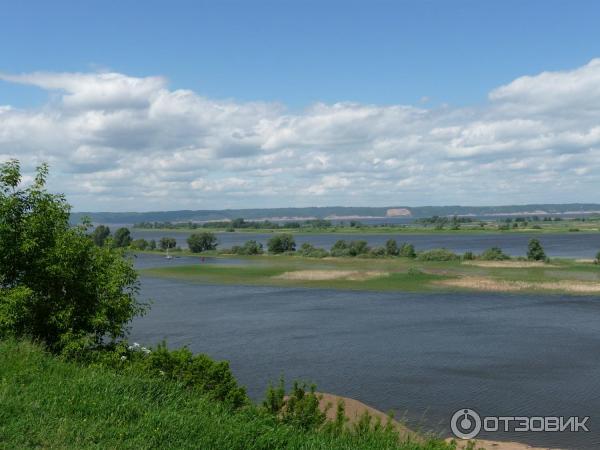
[[438, 276, 600, 293], [462, 261, 555, 268], [317, 392, 559, 450], [274, 270, 388, 281], [575, 259, 595, 263]]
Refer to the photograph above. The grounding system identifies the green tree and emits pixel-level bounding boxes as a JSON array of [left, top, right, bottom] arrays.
[[385, 239, 399, 256], [91, 225, 110, 246], [159, 237, 177, 250], [527, 238, 546, 261], [148, 239, 156, 250], [113, 227, 132, 248], [187, 232, 218, 253], [131, 238, 149, 250], [480, 246, 510, 260], [399, 243, 416, 258], [0, 160, 145, 352], [267, 234, 296, 254], [594, 250, 600, 265]]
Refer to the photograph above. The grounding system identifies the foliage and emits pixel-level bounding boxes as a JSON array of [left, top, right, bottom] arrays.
[[399, 243, 416, 258], [91, 225, 110, 246], [231, 240, 264, 255], [264, 378, 326, 431], [369, 246, 387, 257], [187, 232, 218, 253], [463, 251, 474, 260], [159, 236, 177, 250], [416, 248, 460, 261], [595, 251, 600, 265], [0, 340, 455, 450], [480, 246, 510, 261], [267, 234, 296, 254], [113, 227, 132, 248], [330, 240, 370, 257], [385, 239, 399, 256], [131, 238, 149, 250], [297, 242, 328, 258], [0, 160, 145, 352], [527, 239, 547, 261]]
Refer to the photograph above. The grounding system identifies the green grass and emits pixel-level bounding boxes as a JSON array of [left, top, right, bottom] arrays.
[[0, 340, 452, 450], [141, 255, 600, 295]]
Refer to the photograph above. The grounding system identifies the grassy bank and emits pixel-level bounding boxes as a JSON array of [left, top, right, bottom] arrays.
[[0, 340, 452, 450], [141, 255, 600, 295]]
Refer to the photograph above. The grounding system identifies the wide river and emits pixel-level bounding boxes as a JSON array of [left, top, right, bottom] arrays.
[[130, 253, 599, 449], [130, 229, 600, 258]]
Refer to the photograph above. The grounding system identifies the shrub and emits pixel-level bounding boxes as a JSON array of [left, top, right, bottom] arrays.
[[187, 232, 218, 253], [399, 243, 416, 258], [297, 243, 328, 258], [0, 160, 145, 352], [267, 234, 296, 253], [416, 248, 460, 261], [369, 246, 386, 257], [232, 240, 264, 255], [113, 227, 132, 248], [131, 238, 149, 250], [385, 239, 399, 256], [480, 246, 510, 260], [263, 378, 326, 431], [595, 251, 600, 265], [348, 240, 370, 257], [330, 240, 350, 257], [527, 238, 546, 261], [463, 251, 474, 260], [159, 237, 177, 250], [91, 225, 110, 246]]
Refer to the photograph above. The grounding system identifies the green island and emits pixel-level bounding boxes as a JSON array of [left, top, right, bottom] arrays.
[[142, 254, 600, 296]]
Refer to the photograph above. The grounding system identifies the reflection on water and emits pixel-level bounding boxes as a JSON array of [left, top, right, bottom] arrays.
[[130, 229, 600, 258], [131, 276, 600, 450]]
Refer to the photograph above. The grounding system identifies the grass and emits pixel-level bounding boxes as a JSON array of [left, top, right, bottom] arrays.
[[141, 255, 600, 295], [0, 340, 452, 450]]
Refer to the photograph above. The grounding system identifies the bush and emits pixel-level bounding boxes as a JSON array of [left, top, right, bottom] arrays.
[[480, 246, 510, 260], [595, 251, 600, 265], [91, 225, 110, 246], [330, 240, 350, 257], [131, 238, 149, 250], [232, 240, 264, 255], [187, 232, 218, 253], [267, 234, 296, 253], [263, 378, 326, 431], [416, 248, 460, 261], [113, 227, 132, 248], [0, 160, 145, 352], [385, 239, 399, 256], [369, 246, 386, 257], [527, 238, 546, 261], [297, 243, 328, 258], [463, 251, 474, 260], [159, 236, 177, 250], [399, 243, 416, 258]]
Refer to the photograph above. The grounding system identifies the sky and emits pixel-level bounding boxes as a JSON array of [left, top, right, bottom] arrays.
[[1, 0, 600, 211]]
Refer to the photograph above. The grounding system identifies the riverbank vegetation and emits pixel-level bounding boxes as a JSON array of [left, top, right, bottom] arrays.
[[0, 159, 463, 448], [131, 214, 600, 234]]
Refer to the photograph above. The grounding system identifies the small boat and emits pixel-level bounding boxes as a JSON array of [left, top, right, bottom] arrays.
[[165, 248, 173, 260]]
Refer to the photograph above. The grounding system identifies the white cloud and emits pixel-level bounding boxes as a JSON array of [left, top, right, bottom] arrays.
[[1, 61, 600, 210]]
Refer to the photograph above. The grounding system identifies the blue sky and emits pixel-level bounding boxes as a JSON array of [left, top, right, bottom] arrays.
[[3, 0, 599, 108], [2, 1, 600, 210]]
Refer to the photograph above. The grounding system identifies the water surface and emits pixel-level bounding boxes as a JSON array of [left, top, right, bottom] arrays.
[[131, 274, 600, 449]]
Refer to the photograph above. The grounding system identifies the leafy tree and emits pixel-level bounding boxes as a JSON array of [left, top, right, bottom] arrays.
[[595, 251, 600, 265], [399, 243, 416, 258], [527, 238, 546, 261], [480, 246, 510, 260], [330, 240, 350, 257], [187, 232, 218, 253], [131, 238, 149, 250], [159, 237, 177, 250], [267, 234, 296, 254], [113, 227, 132, 248], [347, 240, 369, 256], [385, 239, 399, 256], [148, 239, 156, 250], [297, 242, 328, 258], [91, 225, 110, 246], [0, 160, 145, 352]]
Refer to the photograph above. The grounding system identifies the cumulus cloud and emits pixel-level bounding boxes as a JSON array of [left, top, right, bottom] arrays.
[[1, 60, 600, 211]]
